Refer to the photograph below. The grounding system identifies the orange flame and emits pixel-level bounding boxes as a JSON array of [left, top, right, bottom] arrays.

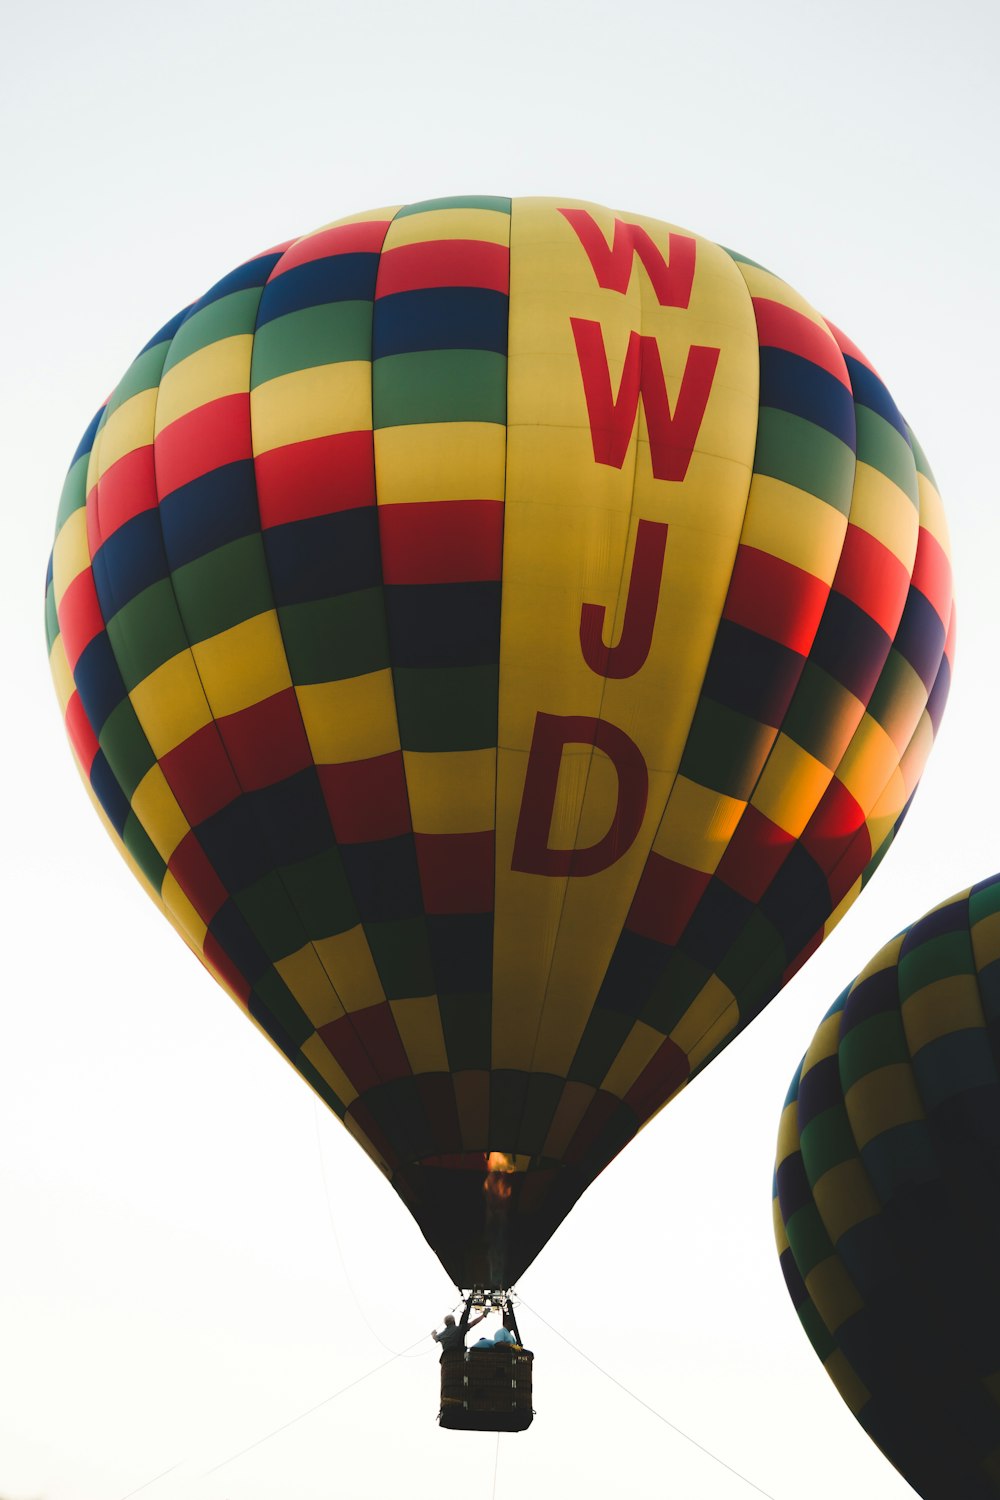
[[483, 1151, 516, 1201]]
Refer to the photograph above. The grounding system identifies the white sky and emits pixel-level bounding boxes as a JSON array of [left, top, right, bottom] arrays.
[[3, 1, 998, 1496]]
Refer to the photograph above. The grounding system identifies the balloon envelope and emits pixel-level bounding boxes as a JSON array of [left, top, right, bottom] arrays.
[[47, 195, 953, 1287], [775, 875, 1000, 1498]]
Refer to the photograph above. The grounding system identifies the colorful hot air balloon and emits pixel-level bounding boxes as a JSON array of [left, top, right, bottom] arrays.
[[774, 876, 1000, 1499], [47, 195, 953, 1290]]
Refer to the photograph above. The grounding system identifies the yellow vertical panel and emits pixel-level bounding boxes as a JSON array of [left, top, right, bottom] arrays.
[[825, 1350, 870, 1415], [276, 945, 347, 1028], [391, 996, 449, 1073], [314, 927, 386, 1012], [155, 335, 254, 432], [51, 506, 92, 603], [493, 197, 760, 1075], [542, 1080, 596, 1159], [301, 1033, 358, 1106]]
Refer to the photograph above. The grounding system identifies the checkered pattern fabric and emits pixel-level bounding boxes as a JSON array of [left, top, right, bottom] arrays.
[[775, 876, 1000, 1497], [48, 197, 952, 1288]]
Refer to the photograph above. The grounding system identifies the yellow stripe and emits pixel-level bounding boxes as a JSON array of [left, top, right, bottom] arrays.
[[155, 335, 253, 433], [812, 1158, 880, 1242], [49, 636, 74, 714], [824, 1349, 869, 1415], [805, 1253, 864, 1333], [669, 975, 738, 1068], [800, 1008, 843, 1078], [599, 1019, 664, 1099], [493, 197, 759, 1076], [836, 714, 901, 814], [129, 650, 213, 758], [251, 361, 372, 452], [190, 613, 291, 718], [301, 1034, 358, 1106], [160, 870, 209, 950], [752, 734, 832, 834], [51, 506, 91, 604], [276, 945, 347, 1027], [736, 262, 836, 332], [916, 469, 950, 554], [297, 670, 401, 764], [92, 389, 158, 481], [845, 1063, 924, 1149], [651, 778, 746, 875], [391, 996, 449, 1073], [314, 928, 386, 1012], [374, 423, 506, 502], [739, 475, 847, 579], [403, 749, 496, 834], [775, 1098, 800, 1170], [902, 974, 985, 1054], [846, 465, 918, 567], [130, 763, 189, 863], [386, 207, 510, 247]]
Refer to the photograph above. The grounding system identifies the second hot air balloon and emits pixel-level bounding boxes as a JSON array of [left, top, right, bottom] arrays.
[[46, 194, 953, 1291]]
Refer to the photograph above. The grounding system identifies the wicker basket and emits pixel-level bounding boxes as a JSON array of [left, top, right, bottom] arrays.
[[438, 1346, 534, 1431]]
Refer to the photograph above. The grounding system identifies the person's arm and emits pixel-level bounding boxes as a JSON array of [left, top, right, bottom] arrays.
[[468, 1311, 487, 1332]]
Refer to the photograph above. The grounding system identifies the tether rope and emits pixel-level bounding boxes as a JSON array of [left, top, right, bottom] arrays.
[[519, 1299, 777, 1499]]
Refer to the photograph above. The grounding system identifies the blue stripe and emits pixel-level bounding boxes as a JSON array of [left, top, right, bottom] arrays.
[[843, 356, 910, 441], [159, 461, 261, 569], [373, 288, 508, 358], [93, 511, 170, 617], [256, 254, 380, 325], [759, 348, 856, 448]]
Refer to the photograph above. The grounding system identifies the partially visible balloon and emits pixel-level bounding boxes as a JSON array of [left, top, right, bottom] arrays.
[[775, 876, 1000, 1499], [47, 196, 953, 1289]]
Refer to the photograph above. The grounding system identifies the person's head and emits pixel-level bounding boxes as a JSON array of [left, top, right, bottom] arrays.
[[444, 1314, 456, 1327]]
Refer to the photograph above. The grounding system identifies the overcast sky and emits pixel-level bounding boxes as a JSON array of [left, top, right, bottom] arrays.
[[3, 1, 998, 1497]]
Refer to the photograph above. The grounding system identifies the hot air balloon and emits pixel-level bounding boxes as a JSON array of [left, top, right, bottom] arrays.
[[774, 875, 1000, 1498], [47, 195, 952, 1302]]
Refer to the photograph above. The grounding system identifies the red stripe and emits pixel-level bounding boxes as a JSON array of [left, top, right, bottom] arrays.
[[170, 830, 229, 924], [563, 1090, 621, 1167], [203, 932, 252, 1003], [624, 1037, 689, 1118], [723, 547, 829, 654], [414, 831, 495, 914], [94, 446, 159, 543], [911, 527, 952, 626], [826, 320, 882, 379], [833, 525, 910, 637], [715, 806, 794, 903], [271, 220, 392, 275], [155, 394, 252, 496], [415, 1076, 463, 1154], [58, 568, 105, 671], [376, 240, 509, 297], [379, 499, 503, 584], [216, 689, 313, 792], [318, 753, 412, 843], [800, 776, 866, 876], [627, 853, 710, 945], [66, 692, 99, 773], [160, 725, 241, 827], [752, 299, 851, 389], [782, 929, 823, 987], [320, 1008, 411, 1091], [255, 430, 375, 527]]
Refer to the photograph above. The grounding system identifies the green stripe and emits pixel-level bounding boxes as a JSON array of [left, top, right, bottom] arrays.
[[161, 288, 262, 372], [106, 581, 190, 691], [753, 408, 855, 513], [970, 880, 1000, 924], [122, 811, 167, 890], [44, 580, 59, 652], [56, 452, 90, 527], [800, 1105, 859, 1182], [396, 195, 511, 217], [250, 302, 374, 386], [785, 1201, 835, 1279], [394, 665, 498, 751], [839, 1013, 909, 1090], [722, 247, 772, 273], [281, 848, 358, 940], [906, 423, 938, 487], [253, 967, 317, 1050], [855, 407, 918, 505], [279, 592, 389, 684], [781, 661, 859, 768], [373, 349, 506, 428], [365, 918, 435, 1000], [865, 650, 925, 744], [171, 535, 273, 644], [644, 948, 712, 1035], [898, 929, 976, 995], [99, 698, 156, 798], [679, 698, 776, 799]]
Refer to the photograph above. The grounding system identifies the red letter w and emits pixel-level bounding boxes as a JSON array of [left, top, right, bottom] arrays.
[[560, 209, 697, 308], [571, 319, 720, 483]]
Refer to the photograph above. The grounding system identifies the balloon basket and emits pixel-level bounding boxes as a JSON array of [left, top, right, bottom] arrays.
[[438, 1347, 534, 1432]]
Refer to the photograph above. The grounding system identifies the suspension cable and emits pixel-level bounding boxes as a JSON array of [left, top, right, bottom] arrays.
[[519, 1299, 777, 1500]]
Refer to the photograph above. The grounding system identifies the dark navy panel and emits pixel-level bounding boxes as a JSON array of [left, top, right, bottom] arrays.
[[249, 770, 333, 869], [840, 966, 901, 1029], [262, 508, 382, 605], [759, 348, 856, 448], [894, 587, 947, 692], [926, 653, 951, 733], [843, 355, 910, 441], [338, 836, 423, 922], [191, 253, 286, 311], [901, 897, 968, 954], [775, 1148, 813, 1221], [678, 878, 755, 970], [74, 631, 127, 732], [159, 460, 261, 568], [595, 929, 670, 1017], [93, 511, 170, 617], [373, 288, 509, 357], [256, 254, 380, 323], [139, 308, 192, 356], [208, 899, 271, 981], [426, 913, 494, 993], [759, 844, 831, 957], [384, 582, 501, 668], [197, 799, 275, 891], [89, 749, 130, 835], [796, 1053, 844, 1130], [809, 592, 891, 702], [701, 619, 805, 725], [71, 406, 107, 465], [45, 553, 54, 589]]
